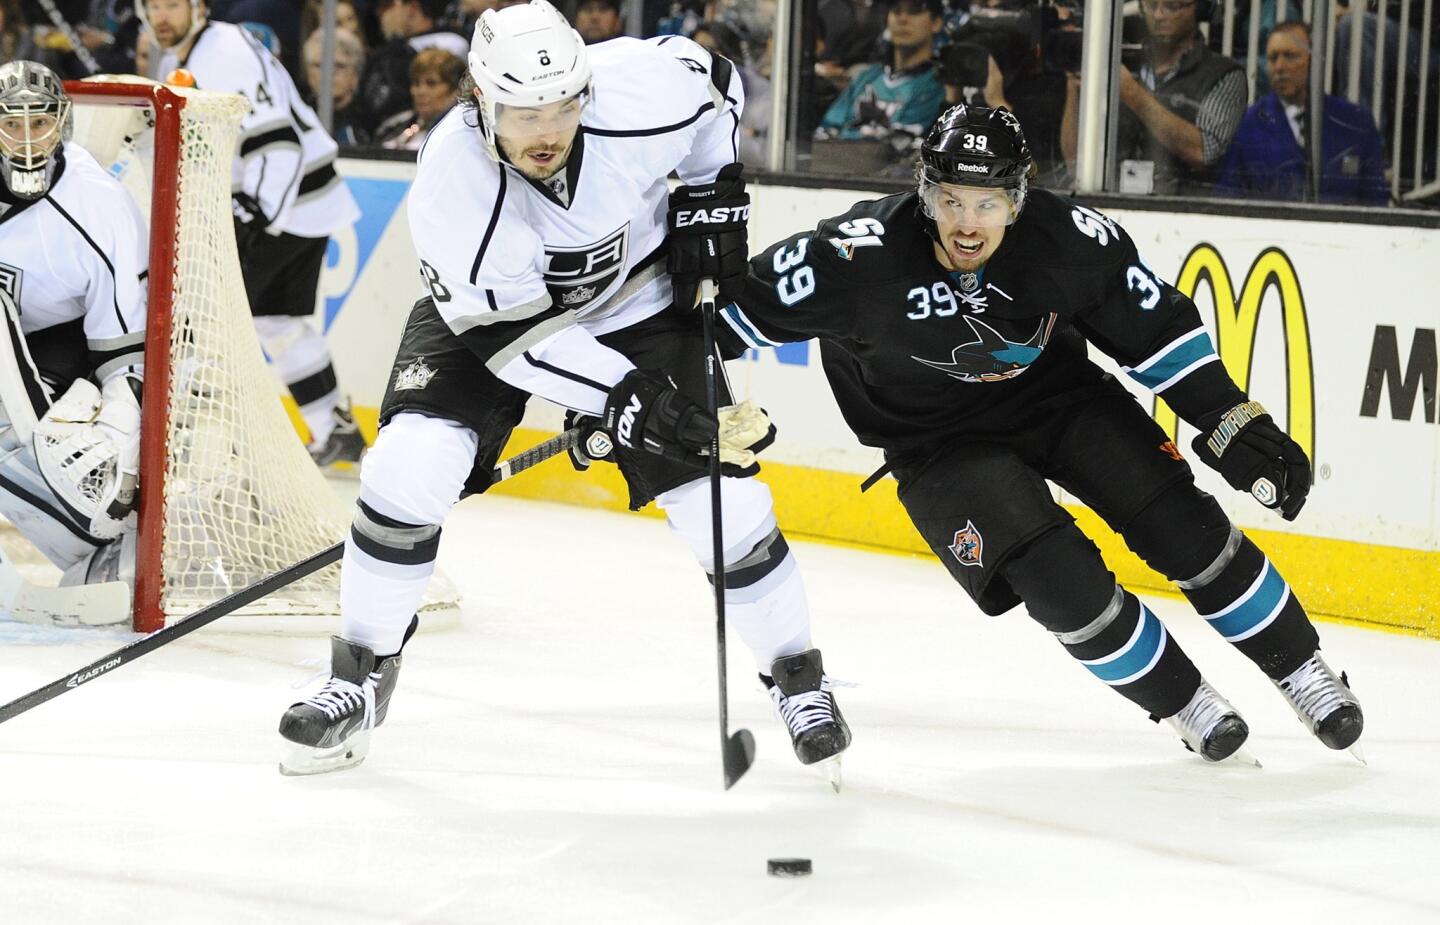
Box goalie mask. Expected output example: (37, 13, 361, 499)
(467, 0, 591, 177)
(0, 61, 72, 201)
(917, 103, 1034, 229)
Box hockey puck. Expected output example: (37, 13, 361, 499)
(767, 857, 812, 878)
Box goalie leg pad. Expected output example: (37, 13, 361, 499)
(0, 452, 106, 571)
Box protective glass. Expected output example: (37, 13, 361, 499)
(494, 93, 587, 146)
(920, 181, 1023, 228)
(0, 108, 66, 169)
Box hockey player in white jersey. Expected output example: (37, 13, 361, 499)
(0, 62, 147, 622)
(278, 0, 851, 777)
(138, 0, 367, 469)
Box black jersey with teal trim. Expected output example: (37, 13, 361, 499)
(728, 188, 1246, 454)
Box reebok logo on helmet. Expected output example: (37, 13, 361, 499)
(951, 163, 990, 174)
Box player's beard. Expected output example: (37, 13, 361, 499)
(500, 136, 573, 181)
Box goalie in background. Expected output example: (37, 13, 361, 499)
(138, 0, 367, 472)
(0, 61, 147, 624)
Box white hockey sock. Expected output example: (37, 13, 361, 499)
(657, 476, 815, 672)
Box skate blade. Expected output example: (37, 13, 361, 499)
(278, 731, 370, 777)
(1228, 746, 1263, 769)
(1347, 742, 1368, 766)
(811, 755, 843, 793)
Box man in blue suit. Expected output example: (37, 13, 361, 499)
(1214, 21, 1388, 205)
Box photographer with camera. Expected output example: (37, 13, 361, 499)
(1059, 0, 1246, 196)
(937, 0, 1066, 184)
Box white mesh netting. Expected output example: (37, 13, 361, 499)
(69, 82, 458, 630)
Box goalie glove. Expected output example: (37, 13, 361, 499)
(1191, 400, 1311, 521)
(33, 375, 141, 540)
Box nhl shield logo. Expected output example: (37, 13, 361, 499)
(957, 272, 980, 293)
(947, 520, 984, 568)
(395, 356, 436, 391)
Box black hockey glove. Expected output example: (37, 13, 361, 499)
(1191, 400, 1311, 521)
(232, 191, 269, 260)
(563, 409, 615, 472)
(603, 369, 717, 469)
(667, 163, 750, 310)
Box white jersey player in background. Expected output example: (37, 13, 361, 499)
(278, 0, 851, 778)
(0, 62, 147, 621)
(138, 0, 367, 469)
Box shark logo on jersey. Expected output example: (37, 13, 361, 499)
(0, 262, 21, 308)
(911, 314, 1058, 383)
(395, 356, 436, 391)
(544, 224, 628, 312)
(947, 521, 984, 567)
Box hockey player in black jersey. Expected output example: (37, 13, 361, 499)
(724, 103, 1364, 762)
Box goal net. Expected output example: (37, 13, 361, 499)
(64, 78, 459, 633)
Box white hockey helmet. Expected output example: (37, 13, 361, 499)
(0, 61, 72, 201)
(467, 0, 591, 162)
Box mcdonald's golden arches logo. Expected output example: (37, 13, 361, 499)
(1155, 245, 1316, 461)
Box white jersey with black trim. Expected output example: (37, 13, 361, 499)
(0, 141, 148, 397)
(157, 21, 360, 239)
(407, 35, 743, 414)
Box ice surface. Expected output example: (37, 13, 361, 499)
(2, 495, 1437, 923)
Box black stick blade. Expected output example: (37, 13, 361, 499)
(723, 728, 756, 789)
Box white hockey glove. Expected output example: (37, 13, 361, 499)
(33, 375, 142, 540)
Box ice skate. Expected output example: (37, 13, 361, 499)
(1274, 652, 1364, 760)
(278, 619, 414, 776)
(1165, 680, 1257, 765)
(308, 403, 367, 472)
(764, 648, 851, 790)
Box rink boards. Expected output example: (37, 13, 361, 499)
(308, 159, 1439, 637)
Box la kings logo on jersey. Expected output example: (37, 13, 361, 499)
(544, 224, 628, 312)
(395, 356, 436, 391)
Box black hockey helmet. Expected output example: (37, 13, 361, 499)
(919, 103, 1033, 189)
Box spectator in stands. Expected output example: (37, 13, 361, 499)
(940, 4, 1067, 186)
(817, 0, 886, 86)
(575, 0, 624, 43)
(1062, 0, 1246, 195)
(303, 26, 368, 144)
(302, 0, 363, 48)
(693, 19, 769, 165)
(1, 0, 40, 64)
(380, 45, 462, 149)
(356, 0, 466, 137)
(1214, 22, 1388, 205)
(816, 0, 945, 143)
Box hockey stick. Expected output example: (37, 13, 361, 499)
(30, 0, 103, 76)
(0, 425, 583, 726)
(699, 279, 756, 789)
